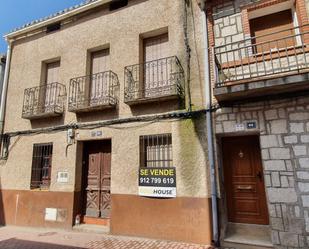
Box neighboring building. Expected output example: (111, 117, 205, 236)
(202, 0, 309, 248)
(0, 0, 213, 246)
(0, 54, 5, 104)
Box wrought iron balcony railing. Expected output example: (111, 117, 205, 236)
(68, 71, 119, 112)
(124, 56, 185, 104)
(22, 82, 66, 120)
(214, 24, 309, 87)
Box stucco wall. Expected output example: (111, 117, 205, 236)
(1, 0, 208, 195)
(0, 118, 209, 198)
(4, 0, 206, 133)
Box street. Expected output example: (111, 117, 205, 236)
(0, 226, 212, 249)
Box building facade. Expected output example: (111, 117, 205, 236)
(0, 55, 5, 104)
(204, 0, 309, 248)
(0, 0, 214, 246)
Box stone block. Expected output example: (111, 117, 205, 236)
(289, 112, 309, 121)
(271, 217, 284, 230)
(284, 135, 298, 144)
(261, 149, 269, 160)
(280, 176, 289, 188)
(271, 230, 280, 245)
(267, 188, 297, 203)
(278, 108, 286, 118)
(265, 110, 278, 120)
(269, 148, 291, 160)
(221, 25, 237, 36)
(264, 160, 286, 171)
(297, 171, 309, 180)
(293, 145, 307, 156)
(302, 195, 309, 207)
(260, 135, 278, 148)
(270, 120, 287, 134)
(279, 232, 299, 247)
(299, 158, 309, 168)
(299, 182, 309, 193)
(301, 135, 309, 143)
(290, 123, 305, 133)
(271, 172, 280, 187)
(222, 120, 236, 133)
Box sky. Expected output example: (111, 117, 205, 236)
(0, 0, 84, 53)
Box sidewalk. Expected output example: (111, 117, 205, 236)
(0, 226, 212, 249)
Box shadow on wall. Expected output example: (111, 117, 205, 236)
(0, 179, 5, 226)
(0, 238, 87, 249)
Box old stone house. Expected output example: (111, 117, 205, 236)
(0, 0, 213, 246)
(201, 0, 309, 248)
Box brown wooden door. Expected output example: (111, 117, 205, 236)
(222, 136, 269, 225)
(84, 140, 111, 219)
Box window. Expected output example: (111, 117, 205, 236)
(250, 10, 296, 53)
(46, 22, 61, 33)
(30, 143, 53, 189)
(140, 134, 172, 168)
(109, 0, 128, 11)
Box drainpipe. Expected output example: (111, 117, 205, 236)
(201, 2, 219, 247)
(0, 40, 12, 139)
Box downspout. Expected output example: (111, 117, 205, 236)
(0, 40, 12, 139)
(201, 2, 219, 247)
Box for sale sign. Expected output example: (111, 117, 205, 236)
(138, 167, 176, 198)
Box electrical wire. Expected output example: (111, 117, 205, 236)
(4, 107, 218, 139)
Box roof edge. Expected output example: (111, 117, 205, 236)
(4, 0, 112, 40)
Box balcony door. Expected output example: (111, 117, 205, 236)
(143, 33, 169, 98)
(90, 49, 110, 106)
(250, 9, 295, 53)
(43, 61, 60, 113)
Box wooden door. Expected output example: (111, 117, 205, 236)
(90, 49, 110, 106)
(222, 136, 269, 225)
(84, 140, 111, 219)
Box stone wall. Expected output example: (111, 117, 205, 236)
(212, 0, 258, 47)
(215, 96, 309, 248)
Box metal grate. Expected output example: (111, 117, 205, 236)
(140, 134, 173, 168)
(68, 71, 119, 111)
(214, 24, 309, 87)
(22, 82, 66, 118)
(0, 134, 10, 159)
(30, 143, 53, 189)
(124, 56, 184, 102)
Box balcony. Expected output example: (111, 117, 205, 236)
(68, 71, 119, 113)
(124, 56, 184, 105)
(213, 25, 309, 102)
(22, 82, 66, 120)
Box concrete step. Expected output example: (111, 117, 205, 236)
(221, 241, 274, 249)
(221, 223, 274, 249)
(73, 224, 110, 234)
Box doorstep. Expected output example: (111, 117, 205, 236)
(73, 224, 110, 234)
(221, 223, 273, 249)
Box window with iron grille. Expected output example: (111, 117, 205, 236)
(30, 143, 53, 189)
(140, 134, 172, 168)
